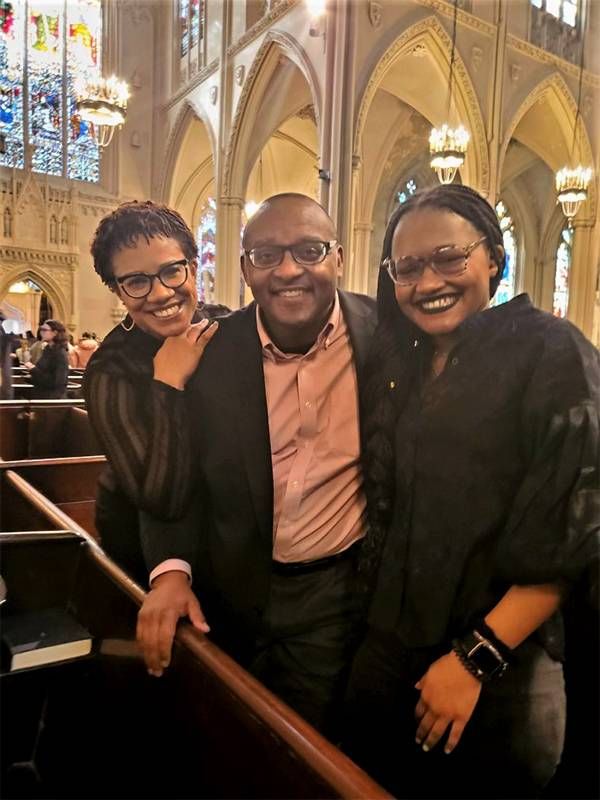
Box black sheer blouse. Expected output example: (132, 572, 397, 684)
(84, 304, 229, 520)
(368, 295, 600, 651)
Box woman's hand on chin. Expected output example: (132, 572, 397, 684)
(153, 318, 219, 390)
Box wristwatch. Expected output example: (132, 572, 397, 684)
(454, 630, 509, 681)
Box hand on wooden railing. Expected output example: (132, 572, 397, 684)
(136, 571, 210, 677)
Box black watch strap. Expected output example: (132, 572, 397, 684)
(452, 630, 509, 682)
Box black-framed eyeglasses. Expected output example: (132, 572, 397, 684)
(383, 237, 488, 286)
(115, 259, 189, 299)
(244, 240, 338, 270)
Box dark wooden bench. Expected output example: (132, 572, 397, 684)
(0, 401, 102, 461)
(0, 530, 390, 799)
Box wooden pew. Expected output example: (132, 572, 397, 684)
(0, 528, 390, 800)
(0, 400, 102, 461)
(0, 458, 105, 540)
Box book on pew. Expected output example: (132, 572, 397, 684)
(1, 608, 92, 671)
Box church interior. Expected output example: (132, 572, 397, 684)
(0, 1, 599, 799)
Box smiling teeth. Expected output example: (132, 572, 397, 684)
(420, 297, 456, 311)
(279, 290, 303, 297)
(153, 304, 181, 318)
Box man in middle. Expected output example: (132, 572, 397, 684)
(137, 193, 376, 735)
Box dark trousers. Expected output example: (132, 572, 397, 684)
(249, 553, 364, 740)
(343, 629, 566, 799)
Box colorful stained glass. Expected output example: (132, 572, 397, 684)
(197, 197, 216, 303)
(190, 0, 200, 46)
(28, 1, 63, 175)
(553, 225, 572, 318)
(180, 0, 189, 57)
(492, 201, 518, 307)
(66, 0, 100, 181)
(0, 1, 25, 168)
(397, 178, 417, 205)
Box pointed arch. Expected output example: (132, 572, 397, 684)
(0, 267, 68, 325)
(500, 72, 596, 218)
(354, 15, 489, 196)
(159, 101, 217, 208)
(224, 31, 321, 199)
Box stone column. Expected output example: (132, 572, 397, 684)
(568, 218, 600, 340)
(215, 195, 244, 310)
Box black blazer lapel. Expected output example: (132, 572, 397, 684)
(339, 290, 377, 388)
(229, 305, 274, 548)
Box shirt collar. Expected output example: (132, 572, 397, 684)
(257, 291, 341, 359)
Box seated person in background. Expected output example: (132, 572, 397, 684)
(70, 331, 99, 368)
(25, 319, 69, 399)
(342, 184, 600, 799)
(28, 329, 46, 365)
(136, 193, 377, 738)
(83, 201, 227, 583)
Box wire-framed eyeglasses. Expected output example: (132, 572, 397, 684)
(383, 237, 488, 286)
(115, 259, 189, 299)
(244, 240, 338, 270)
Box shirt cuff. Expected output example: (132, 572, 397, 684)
(149, 559, 192, 587)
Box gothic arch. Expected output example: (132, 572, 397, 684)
(500, 72, 596, 219)
(354, 15, 489, 197)
(159, 101, 217, 208)
(0, 266, 68, 324)
(224, 31, 321, 199)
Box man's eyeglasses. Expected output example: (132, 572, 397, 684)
(383, 237, 488, 286)
(115, 259, 189, 299)
(244, 240, 338, 270)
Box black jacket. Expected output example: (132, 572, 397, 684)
(140, 291, 377, 657)
(30, 344, 69, 399)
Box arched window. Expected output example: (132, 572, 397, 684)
(196, 197, 216, 304)
(397, 178, 417, 205)
(0, 0, 102, 181)
(553, 225, 572, 318)
(492, 200, 518, 307)
(60, 217, 69, 244)
(179, 0, 205, 82)
(530, 0, 578, 26)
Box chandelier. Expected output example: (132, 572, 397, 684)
(429, 0, 469, 184)
(76, 76, 130, 148)
(556, 166, 592, 220)
(555, 39, 593, 221)
(429, 125, 470, 184)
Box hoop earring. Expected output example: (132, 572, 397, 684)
(120, 315, 135, 332)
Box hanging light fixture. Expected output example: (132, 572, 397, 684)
(429, 0, 469, 184)
(76, 75, 130, 148)
(555, 39, 593, 221)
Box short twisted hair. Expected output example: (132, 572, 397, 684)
(91, 200, 198, 286)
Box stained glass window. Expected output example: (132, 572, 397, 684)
(492, 200, 518, 307)
(179, 0, 205, 82)
(0, 0, 25, 168)
(0, 0, 101, 181)
(397, 179, 417, 205)
(553, 225, 572, 318)
(197, 197, 216, 304)
(530, 0, 578, 27)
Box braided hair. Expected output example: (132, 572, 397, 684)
(359, 184, 506, 583)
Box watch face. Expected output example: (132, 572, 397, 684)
(470, 641, 504, 675)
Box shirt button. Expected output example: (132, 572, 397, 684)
(451, 357, 459, 366)
(304, 400, 312, 408)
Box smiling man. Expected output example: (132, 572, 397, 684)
(137, 193, 377, 736)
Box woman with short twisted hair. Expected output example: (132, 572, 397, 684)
(343, 184, 599, 799)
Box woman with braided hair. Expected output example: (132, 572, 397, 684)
(343, 184, 599, 798)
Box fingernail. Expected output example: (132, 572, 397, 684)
(422, 744, 430, 752)
(148, 669, 162, 678)
(415, 738, 421, 745)
(160, 660, 169, 668)
(444, 748, 452, 755)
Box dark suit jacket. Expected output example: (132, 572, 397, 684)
(140, 290, 377, 659)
